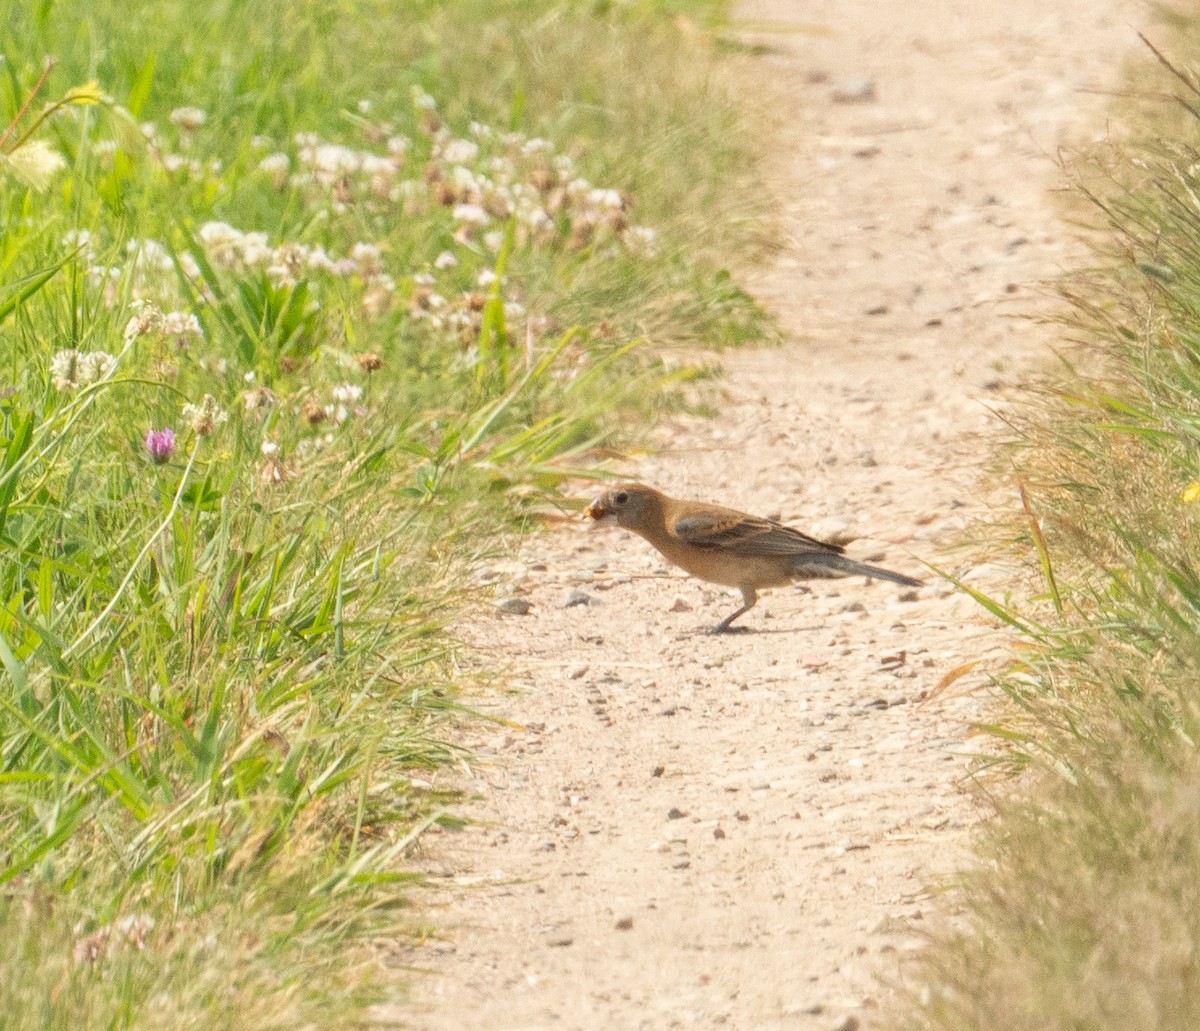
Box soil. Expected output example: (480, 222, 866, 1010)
(390, 2, 1136, 1028)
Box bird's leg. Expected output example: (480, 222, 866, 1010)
(708, 587, 758, 634)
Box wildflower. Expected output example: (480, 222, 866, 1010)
(124, 302, 165, 343)
(434, 250, 458, 269)
(114, 914, 155, 950)
(362, 275, 395, 318)
(349, 241, 383, 274)
(161, 310, 203, 347)
(452, 203, 490, 226)
(303, 401, 327, 425)
(441, 138, 479, 165)
(144, 427, 176, 464)
(1184, 482, 1200, 503)
(411, 87, 438, 110)
(259, 152, 290, 188)
(624, 224, 658, 257)
(169, 106, 207, 131)
(332, 383, 363, 404)
(50, 349, 116, 391)
(181, 394, 228, 436)
(79, 351, 116, 383)
(73, 927, 110, 964)
(244, 386, 280, 411)
(357, 352, 383, 373)
(50, 349, 82, 391)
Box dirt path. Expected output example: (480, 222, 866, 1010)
(395, 2, 1134, 1029)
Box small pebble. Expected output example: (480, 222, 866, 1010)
(615, 916, 634, 931)
(831, 78, 876, 103)
(495, 597, 532, 615)
(669, 594, 693, 612)
(558, 588, 593, 609)
(667, 807, 687, 820)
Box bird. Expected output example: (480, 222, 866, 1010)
(588, 483, 922, 634)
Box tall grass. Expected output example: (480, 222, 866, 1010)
(898, 18, 1200, 1031)
(0, 0, 769, 1024)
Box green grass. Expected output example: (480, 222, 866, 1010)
(0, 0, 771, 1024)
(896, 15, 1200, 1031)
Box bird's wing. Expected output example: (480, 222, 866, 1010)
(671, 511, 845, 556)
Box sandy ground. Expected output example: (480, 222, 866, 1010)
(391, 2, 1136, 1028)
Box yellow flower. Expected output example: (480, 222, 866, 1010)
(1183, 482, 1200, 503)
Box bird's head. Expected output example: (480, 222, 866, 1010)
(587, 483, 661, 529)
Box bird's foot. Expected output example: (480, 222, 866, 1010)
(705, 623, 752, 635)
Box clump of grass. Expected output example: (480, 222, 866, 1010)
(0, 0, 770, 1024)
(896, 18, 1200, 1031)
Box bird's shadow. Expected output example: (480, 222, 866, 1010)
(675, 622, 826, 639)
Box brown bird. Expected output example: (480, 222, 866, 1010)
(588, 483, 922, 634)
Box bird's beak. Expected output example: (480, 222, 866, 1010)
(588, 497, 617, 526)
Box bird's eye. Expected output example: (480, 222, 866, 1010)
(614, 490, 629, 505)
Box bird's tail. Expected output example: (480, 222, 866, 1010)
(793, 552, 922, 588)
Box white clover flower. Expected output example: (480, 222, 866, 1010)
(386, 135, 411, 158)
(303, 143, 360, 184)
(261, 440, 281, 458)
(625, 225, 658, 257)
(124, 301, 166, 343)
(588, 187, 625, 210)
(349, 241, 383, 271)
(441, 138, 479, 165)
(306, 246, 335, 272)
(169, 106, 207, 131)
(78, 355, 117, 386)
(198, 221, 244, 265)
(50, 350, 83, 391)
(239, 231, 272, 266)
(453, 203, 490, 226)
(259, 153, 290, 176)
(182, 394, 228, 436)
(411, 87, 438, 110)
(244, 386, 280, 411)
(434, 250, 458, 269)
(332, 383, 363, 404)
(162, 310, 202, 339)
(414, 272, 436, 287)
(114, 913, 155, 949)
(483, 230, 505, 252)
(524, 208, 555, 234)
